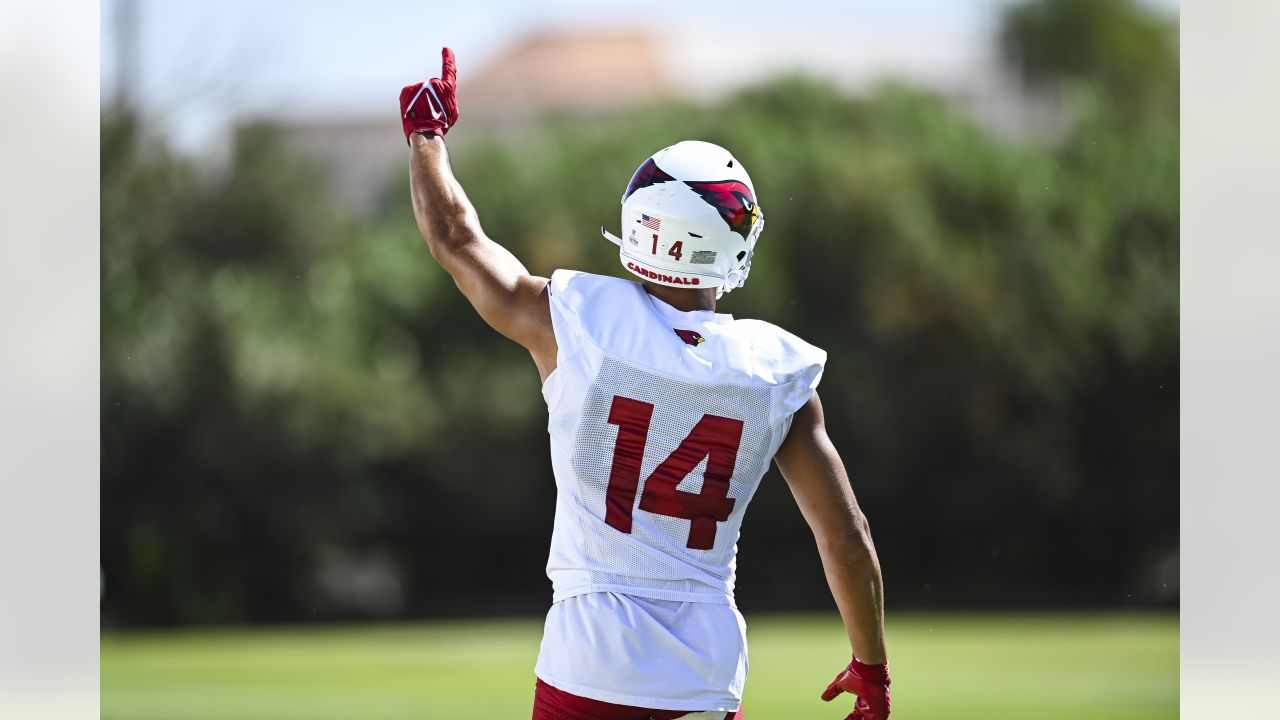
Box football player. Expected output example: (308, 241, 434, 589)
(401, 48, 890, 720)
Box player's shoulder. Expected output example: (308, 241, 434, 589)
(549, 268, 637, 298)
(547, 269, 647, 344)
(713, 317, 826, 408)
(549, 269, 645, 317)
(722, 317, 827, 384)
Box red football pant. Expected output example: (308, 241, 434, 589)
(532, 678, 744, 720)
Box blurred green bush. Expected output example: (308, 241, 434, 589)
(101, 0, 1177, 625)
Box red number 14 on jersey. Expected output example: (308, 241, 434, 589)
(602, 395, 743, 550)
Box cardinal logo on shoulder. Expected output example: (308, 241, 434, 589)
(674, 329, 705, 346)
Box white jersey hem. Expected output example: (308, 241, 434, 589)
(534, 671, 741, 714)
(552, 583, 734, 606)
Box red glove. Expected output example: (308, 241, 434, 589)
(821, 657, 891, 720)
(400, 47, 459, 142)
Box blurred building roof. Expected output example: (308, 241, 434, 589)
(253, 28, 1038, 218)
(461, 30, 671, 121)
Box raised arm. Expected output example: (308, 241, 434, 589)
(773, 391, 891, 719)
(401, 48, 556, 381)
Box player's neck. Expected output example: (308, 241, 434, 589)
(642, 282, 717, 313)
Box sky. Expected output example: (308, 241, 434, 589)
(100, 0, 1179, 153)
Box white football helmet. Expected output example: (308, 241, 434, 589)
(602, 140, 764, 295)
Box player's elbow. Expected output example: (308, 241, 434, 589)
(817, 510, 875, 556)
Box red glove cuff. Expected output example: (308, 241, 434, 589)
(851, 657, 890, 685)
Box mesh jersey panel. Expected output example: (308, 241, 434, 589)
(568, 355, 777, 599)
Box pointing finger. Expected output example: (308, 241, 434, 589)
(441, 47, 456, 86)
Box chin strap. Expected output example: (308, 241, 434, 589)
(601, 227, 623, 246)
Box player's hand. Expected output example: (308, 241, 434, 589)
(821, 657, 891, 720)
(400, 47, 459, 142)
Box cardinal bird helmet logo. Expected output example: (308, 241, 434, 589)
(684, 180, 759, 240)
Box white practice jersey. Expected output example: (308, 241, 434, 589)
(535, 269, 825, 710)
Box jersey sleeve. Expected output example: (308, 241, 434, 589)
(547, 269, 587, 355)
(777, 332, 826, 419)
(734, 319, 827, 421)
(545, 269, 634, 409)
(546, 269, 604, 405)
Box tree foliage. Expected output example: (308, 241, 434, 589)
(999, 0, 1178, 112)
(102, 9, 1178, 625)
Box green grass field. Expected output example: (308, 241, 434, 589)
(102, 613, 1176, 719)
